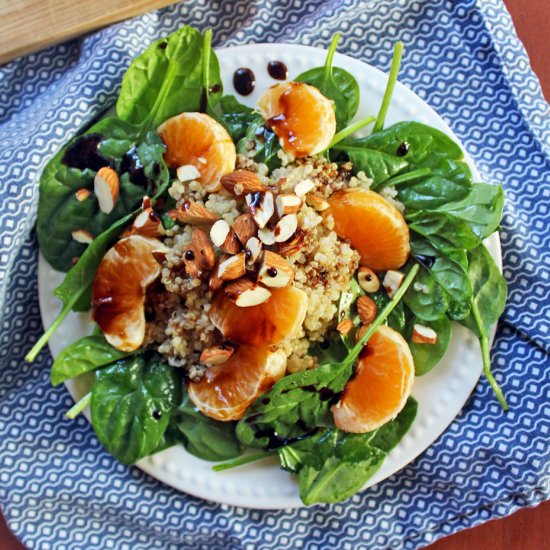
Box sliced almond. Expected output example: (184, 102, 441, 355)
(200, 344, 235, 366)
(357, 267, 381, 293)
(208, 266, 224, 292)
(246, 191, 274, 228)
(192, 229, 216, 271)
(355, 324, 369, 343)
(232, 213, 257, 245)
(225, 278, 272, 307)
(218, 252, 246, 281)
(305, 194, 329, 212)
(72, 229, 94, 244)
(258, 226, 276, 245)
(142, 196, 152, 210)
(221, 229, 242, 255)
(176, 164, 201, 182)
(277, 229, 306, 257)
(245, 236, 262, 265)
(131, 208, 166, 238)
(294, 178, 315, 197)
(210, 219, 231, 248)
(221, 170, 265, 195)
(257, 250, 294, 288)
(275, 194, 302, 217)
(337, 318, 354, 336)
(383, 270, 405, 299)
(75, 188, 91, 202)
(357, 295, 378, 325)
(176, 201, 218, 224)
(183, 248, 202, 279)
(94, 167, 119, 214)
(274, 214, 298, 243)
(411, 324, 438, 345)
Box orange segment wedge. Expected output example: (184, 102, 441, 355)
(258, 81, 336, 157)
(157, 112, 236, 192)
(188, 346, 287, 421)
(209, 286, 308, 346)
(328, 188, 410, 271)
(92, 235, 166, 352)
(332, 325, 414, 433)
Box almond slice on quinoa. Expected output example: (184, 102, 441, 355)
(246, 191, 275, 228)
(176, 201, 219, 224)
(257, 251, 294, 288)
(221, 170, 266, 195)
(225, 278, 272, 307)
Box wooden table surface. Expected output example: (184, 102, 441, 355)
(0, 0, 548, 548)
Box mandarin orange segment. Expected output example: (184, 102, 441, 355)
(328, 188, 410, 272)
(209, 286, 308, 346)
(188, 346, 287, 421)
(332, 325, 414, 433)
(157, 112, 236, 192)
(92, 235, 166, 352)
(258, 81, 336, 157)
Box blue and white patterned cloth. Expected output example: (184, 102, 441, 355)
(1, 1, 548, 548)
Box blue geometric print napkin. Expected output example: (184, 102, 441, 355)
(1, 1, 548, 549)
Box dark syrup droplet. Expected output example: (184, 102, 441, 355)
(184, 250, 195, 261)
(267, 60, 288, 80)
(267, 267, 278, 277)
(396, 141, 410, 156)
(153, 410, 162, 420)
(62, 134, 111, 171)
(233, 68, 255, 96)
(416, 254, 436, 269)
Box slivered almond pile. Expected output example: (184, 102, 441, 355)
(165, 168, 308, 308)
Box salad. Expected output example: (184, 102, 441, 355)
(26, 26, 508, 505)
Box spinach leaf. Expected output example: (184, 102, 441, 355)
(51, 335, 132, 386)
(174, 391, 243, 461)
(404, 266, 449, 321)
(26, 211, 137, 362)
(211, 95, 256, 142)
(422, 183, 504, 242)
(333, 122, 472, 208)
(235, 361, 351, 449)
(460, 244, 508, 409)
(116, 25, 221, 128)
(460, 244, 508, 337)
(411, 239, 472, 320)
(37, 117, 168, 272)
(403, 310, 451, 376)
(280, 398, 417, 504)
(309, 333, 348, 364)
(295, 34, 360, 130)
(297, 432, 386, 505)
(91, 355, 181, 464)
(237, 116, 282, 170)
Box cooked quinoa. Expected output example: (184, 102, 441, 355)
(143, 154, 379, 380)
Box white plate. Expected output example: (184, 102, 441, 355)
(38, 43, 502, 509)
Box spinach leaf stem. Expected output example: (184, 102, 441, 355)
(345, 263, 419, 365)
(323, 33, 340, 84)
(25, 301, 74, 362)
(374, 41, 403, 132)
(212, 449, 278, 471)
(470, 297, 508, 410)
(66, 392, 92, 420)
(329, 115, 376, 148)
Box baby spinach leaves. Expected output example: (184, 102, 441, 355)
(279, 398, 417, 504)
(37, 117, 168, 272)
(173, 391, 243, 462)
(212, 95, 256, 142)
(91, 354, 181, 464)
(50, 335, 132, 386)
(116, 25, 221, 128)
(295, 33, 360, 130)
(460, 244, 508, 409)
